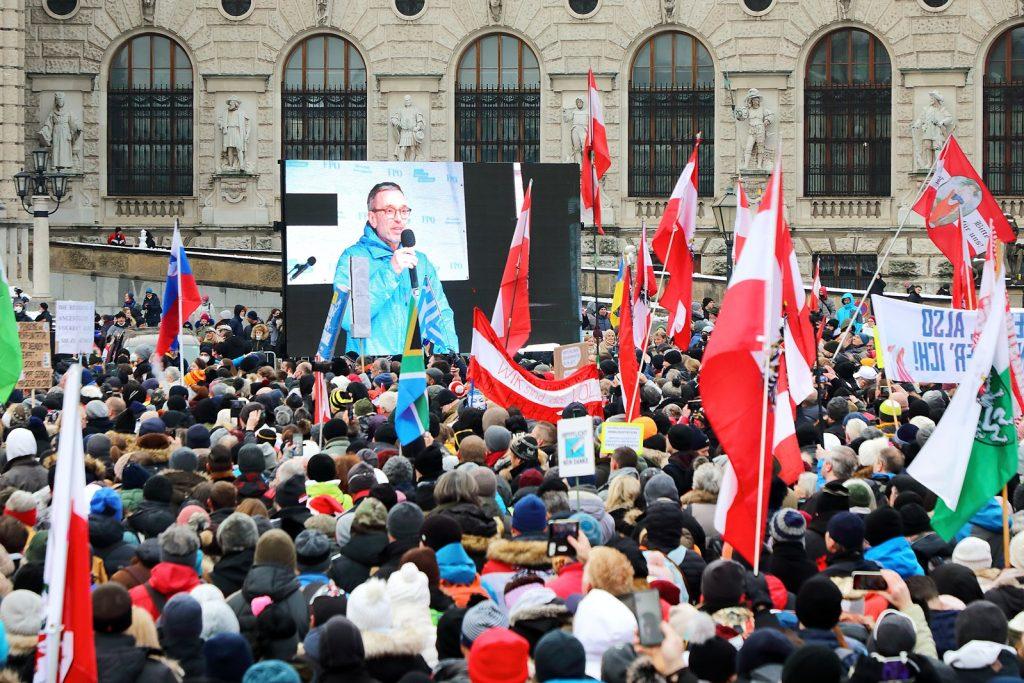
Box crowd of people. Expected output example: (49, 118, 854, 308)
(0, 285, 1021, 683)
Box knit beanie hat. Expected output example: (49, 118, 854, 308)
(769, 509, 807, 544)
(952, 536, 993, 572)
(89, 486, 123, 521)
(643, 473, 679, 505)
(826, 511, 865, 550)
(159, 593, 203, 640)
(872, 609, 917, 656)
(468, 627, 529, 683)
(512, 494, 547, 535)
(170, 447, 199, 472)
(0, 589, 42, 635)
(700, 560, 746, 609)
(386, 501, 424, 542)
(796, 577, 843, 629)
(186, 424, 211, 449)
(253, 529, 296, 571)
(238, 444, 265, 474)
(534, 630, 587, 682)
(176, 505, 210, 532)
(381, 455, 413, 485)
(415, 445, 445, 480)
(306, 453, 337, 483)
(899, 503, 932, 537)
(346, 578, 392, 633)
(204, 633, 254, 682)
(485, 425, 512, 453)
(352, 497, 388, 534)
(217, 512, 259, 553)
(461, 599, 509, 646)
(421, 514, 462, 551)
(688, 636, 738, 683)
(139, 417, 167, 436)
(294, 529, 331, 573)
(386, 562, 429, 608)
(242, 660, 301, 683)
(736, 628, 795, 678)
(160, 524, 200, 568)
(3, 491, 37, 527)
(143, 474, 173, 503)
(274, 474, 306, 509)
(86, 433, 112, 460)
(864, 507, 903, 546)
(347, 461, 376, 498)
(781, 645, 843, 683)
(92, 584, 132, 634)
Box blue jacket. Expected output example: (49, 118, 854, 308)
(864, 536, 924, 578)
(835, 292, 862, 335)
(332, 223, 458, 355)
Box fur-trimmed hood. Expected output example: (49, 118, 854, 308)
(162, 469, 209, 505)
(508, 601, 569, 626)
(0, 670, 22, 683)
(361, 626, 429, 659)
(130, 433, 174, 467)
(680, 489, 717, 505)
(625, 656, 668, 683)
(7, 633, 37, 656)
(485, 538, 551, 569)
(462, 533, 494, 557)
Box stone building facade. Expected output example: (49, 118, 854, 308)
(2, 0, 1024, 295)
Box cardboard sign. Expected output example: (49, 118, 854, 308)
(17, 322, 52, 391)
(600, 422, 644, 454)
(553, 342, 591, 379)
(55, 300, 95, 355)
(557, 415, 596, 478)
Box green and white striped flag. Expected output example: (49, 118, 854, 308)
(0, 261, 23, 401)
(908, 243, 1018, 539)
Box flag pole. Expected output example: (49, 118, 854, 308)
(503, 180, 531, 351)
(175, 219, 185, 386)
(831, 146, 945, 360)
(1003, 484, 1012, 568)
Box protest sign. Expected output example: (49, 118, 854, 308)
(55, 300, 95, 355)
(553, 342, 590, 379)
(557, 415, 596, 478)
(17, 322, 51, 391)
(599, 422, 644, 454)
(871, 294, 1024, 383)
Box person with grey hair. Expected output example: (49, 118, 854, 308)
(430, 469, 497, 567)
(681, 462, 722, 542)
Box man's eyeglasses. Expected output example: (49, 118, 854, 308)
(371, 206, 412, 219)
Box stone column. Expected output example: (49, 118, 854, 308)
(0, 0, 28, 286)
(31, 195, 51, 300)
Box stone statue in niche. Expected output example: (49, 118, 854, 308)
(662, 0, 676, 22)
(911, 91, 954, 171)
(733, 88, 774, 172)
(836, 0, 851, 19)
(315, 0, 329, 25)
(389, 95, 426, 161)
(38, 92, 81, 172)
(218, 97, 251, 173)
(489, 0, 502, 22)
(141, 0, 155, 23)
(563, 97, 588, 164)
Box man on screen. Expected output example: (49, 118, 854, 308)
(330, 181, 458, 355)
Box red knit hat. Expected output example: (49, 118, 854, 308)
(468, 627, 529, 683)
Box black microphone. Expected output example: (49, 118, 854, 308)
(400, 229, 418, 290)
(289, 256, 316, 281)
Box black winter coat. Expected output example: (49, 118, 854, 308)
(766, 541, 819, 595)
(126, 500, 176, 539)
(210, 548, 256, 597)
(94, 633, 178, 683)
(159, 634, 205, 681)
(329, 532, 388, 593)
(89, 514, 137, 576)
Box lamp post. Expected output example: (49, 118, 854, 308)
(12, 149, 67, 300)
(711, 186, 738, 280)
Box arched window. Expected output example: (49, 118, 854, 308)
(984, 25, 1024, 196)
(629, 32, 714, 198)
(805, 28, 891, 197)
(282, 35, 367, 160)
(108, 34, 193, 196)
(455, 34, 540, 162)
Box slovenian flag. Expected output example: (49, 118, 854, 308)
(156, 220, 202, 356)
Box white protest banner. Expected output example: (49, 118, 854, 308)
(557, 415, 596, 478)
(871, 294, 1024, 383)
(599, 422, 644, 455)
(55, 300, 95, 355)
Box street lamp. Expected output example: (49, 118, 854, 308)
(712, 187, 738, 279)
(11, 148, 67, 300)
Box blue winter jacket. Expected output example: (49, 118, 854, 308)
(864, 536, 925, 578)
(835, 292, 862, 334)
(332, 223, 458, 355)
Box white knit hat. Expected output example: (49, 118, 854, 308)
(3, 428, 36, 460)
(347, 578, 393, 633)
(0, 589, 42, 635)
(857, 437, 888, 468)
(386, 563, 429, 608)
(572, 589, 637, 679)
(952, 536, 992, 572)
